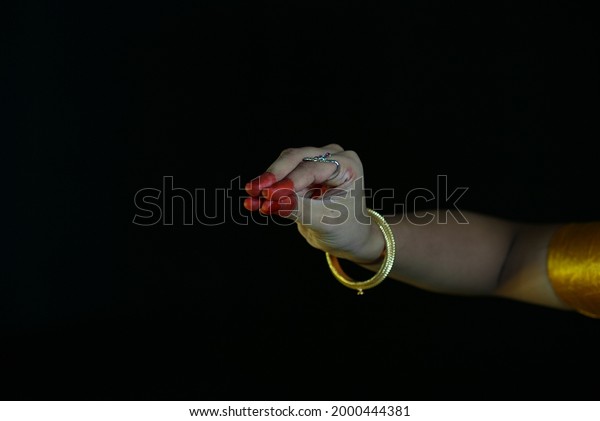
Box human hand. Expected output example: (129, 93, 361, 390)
(243, 144, 384, 264)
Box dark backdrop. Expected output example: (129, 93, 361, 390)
(6, 0, 599, 400)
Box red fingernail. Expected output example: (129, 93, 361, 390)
(261, 178, 295, 201)
(243, 196, 261, 211)
(259, 194, 297, 216)
(245, 172, 277, 196)
(259, 199, 279, 214)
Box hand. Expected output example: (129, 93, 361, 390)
(243, 144, 385, 264)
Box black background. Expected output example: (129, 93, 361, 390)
(6, 0, 600, 401)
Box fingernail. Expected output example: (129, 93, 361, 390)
(259, 199, 279, 214)
(243, 196, 261, 211)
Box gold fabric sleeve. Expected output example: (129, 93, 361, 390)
(547, 222, 600, 318)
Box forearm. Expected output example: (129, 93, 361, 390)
(359, 210, 571, 310)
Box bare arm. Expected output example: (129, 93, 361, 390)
(359, 210, 571, 311)
(244, 144, 574, 313)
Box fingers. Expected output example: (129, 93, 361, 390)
(266, 143, 344, 182)
(244, 145, 339, 198)
(244, 171, 277, 197)
(244, 144, 360, 218)
(243, 172, 296, 217)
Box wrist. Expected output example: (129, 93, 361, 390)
(325, 208, 396, 295)
(346, 215, 387, 265)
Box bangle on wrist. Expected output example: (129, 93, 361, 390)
(325, 208, 396, 295)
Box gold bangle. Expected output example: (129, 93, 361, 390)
(326, 208, 396, 295)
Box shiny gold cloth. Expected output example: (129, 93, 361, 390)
(548, 222, 600, 318)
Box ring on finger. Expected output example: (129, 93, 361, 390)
(302, 152, 340, 181)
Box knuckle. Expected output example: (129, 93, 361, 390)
(343, 149, 360, 161)
(324, 143, 344, 152)
(279, 148, 296, 157)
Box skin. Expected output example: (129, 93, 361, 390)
(244, 144, 573, 313)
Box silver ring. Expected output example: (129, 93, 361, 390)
(302, 152, 340, 180)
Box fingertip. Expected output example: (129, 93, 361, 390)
(258, 196, 298, 218)
(244, 182, 256, 196)
(259, 172, 277, 192)
(245, 172, 277, 196)
(259, 199, 279, 215)
(243, 196, 261, 212)
(245, 179, 261, 197)
(262, 178, 295, 200)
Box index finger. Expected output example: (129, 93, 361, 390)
(244, 144, 344, 197)
(265, 143, 345, 182)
